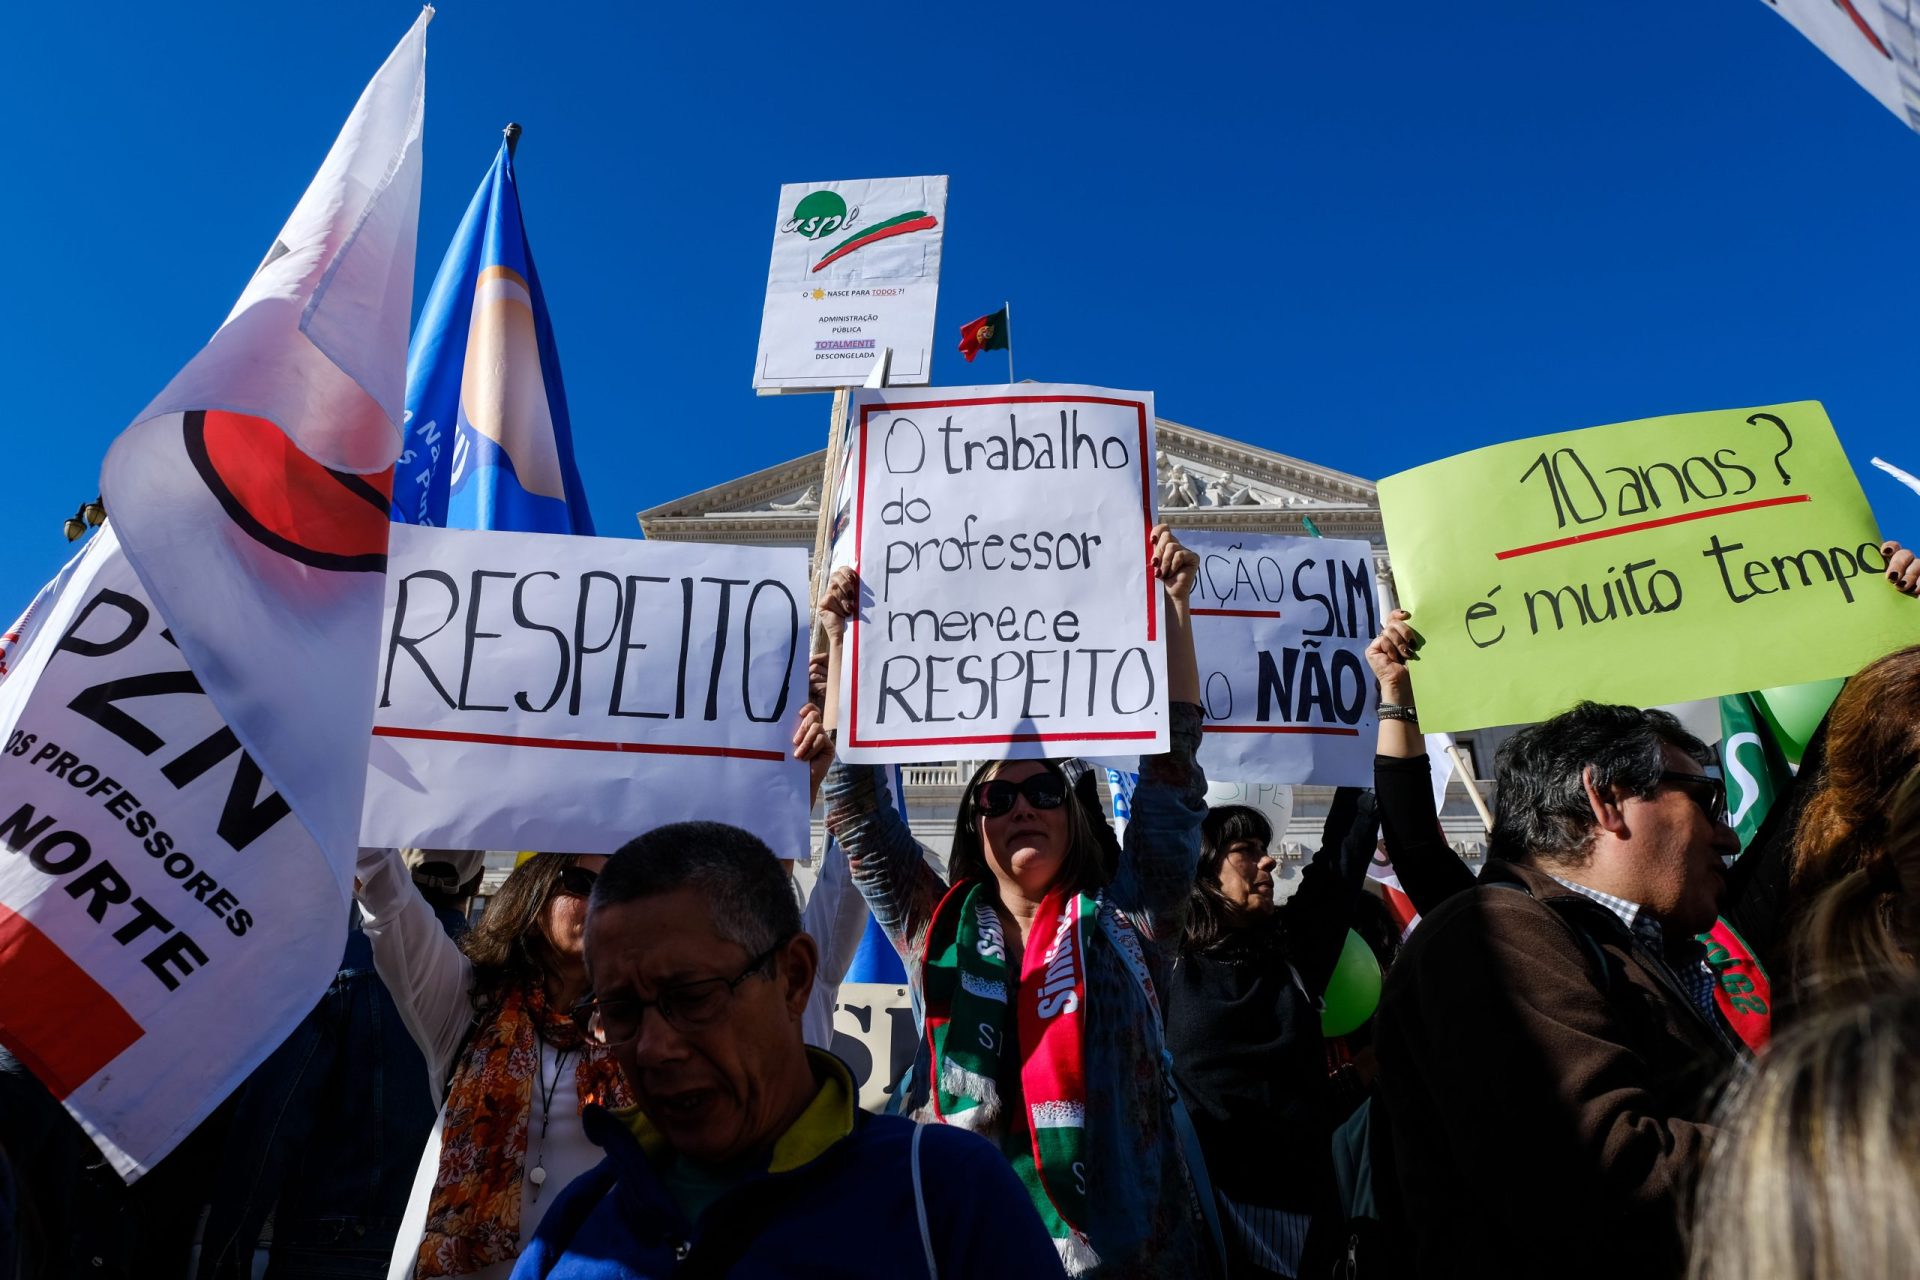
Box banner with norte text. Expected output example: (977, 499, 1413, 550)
(1184, 531, 1378, 786)
(364, 525, 811, 859)
(0, 528, 341, 1178)
(753, 175, 947, 392)
(1377, 401, 1920, 731)
(840, 384, 1166, 764)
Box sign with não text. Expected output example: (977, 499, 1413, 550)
(363, 526, 811, 858)
(1184, 531, 1378, 785)
(841, 384, 1167, 763)
(1378, 402, 1920, 731)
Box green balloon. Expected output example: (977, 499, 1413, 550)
(1754, 677, 1844, 765)
(1320, 929, 1383, 1038)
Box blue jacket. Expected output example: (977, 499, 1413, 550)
(510, 1050, 1062, 1279)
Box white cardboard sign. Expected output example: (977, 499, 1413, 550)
(0, 526, 343, 1178)
(1185, 532, 1379, 786)
(841, 384, 1167, 763)
(364, 526, 811, 858)
(753, 175, 947, 392)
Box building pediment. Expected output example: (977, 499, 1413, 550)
(638, 414, 1382, 546)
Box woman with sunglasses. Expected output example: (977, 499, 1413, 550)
(817, 524, 1214, 1278)
(353, 847, 631, 1280)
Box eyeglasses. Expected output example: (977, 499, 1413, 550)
(554, 865, 599, 899)
(972, 772, 1068, 818)
(570, 938, 789, 1047)
(1656, 771, 1728, 825)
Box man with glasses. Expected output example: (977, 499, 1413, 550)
(510, 820, 1061, 1279)
(1370, 701, 1743, 1280)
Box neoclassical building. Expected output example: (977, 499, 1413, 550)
(639, 414, 1497, 891)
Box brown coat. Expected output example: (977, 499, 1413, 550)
(1372, 859, 1740, 1278)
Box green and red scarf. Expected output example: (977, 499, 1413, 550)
(922, 880, 1100, 1271)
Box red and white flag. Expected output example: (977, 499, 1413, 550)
(100, 9, 427, 870)
(0, 10, 427, 1177)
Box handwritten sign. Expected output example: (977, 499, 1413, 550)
(363, 525, 811, 858)
(0, 527, 342, 1177)
(1378, 401, 1920, 731)
(841, 384, 1165, 764)
(1185, 532, 1378, 785)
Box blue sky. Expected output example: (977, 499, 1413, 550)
(6, 1, 1920, 613)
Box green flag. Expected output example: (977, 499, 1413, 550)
(1719, 691, 1795, 852)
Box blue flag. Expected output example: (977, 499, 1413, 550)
(393, 139, 592, 533)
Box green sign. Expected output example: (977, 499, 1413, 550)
(1377, 401, 1920, 731)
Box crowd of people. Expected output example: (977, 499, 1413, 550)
(4, 527, 1920, 1279)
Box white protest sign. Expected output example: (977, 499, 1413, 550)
(841, 384, 1166, 764)
(753, 176, 947, 392)
(1185, 532, 1379, 786)
(0, 526, 343, 1178)
(364, 526, 811, 859)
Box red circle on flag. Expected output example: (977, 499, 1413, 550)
(183, 409, 391, 572)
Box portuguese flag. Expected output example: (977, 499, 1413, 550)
(958, 307, 1010, 362)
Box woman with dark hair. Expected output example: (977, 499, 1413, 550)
(1163, 791, 1377, 1278)
(818, 524, 1215, 1277)
(354, 847, 631, 1280)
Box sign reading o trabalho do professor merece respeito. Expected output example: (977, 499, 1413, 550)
(753, 176, 947, 393)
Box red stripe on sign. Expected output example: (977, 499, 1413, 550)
(1191, 608, 1283, 618)
(0, 905, 142, 1098)
(372, 726, 787, 762)
(1494, 495, 1812, 560)
(1203, 724, 1362, 736)
(848, 729, 1164, 748)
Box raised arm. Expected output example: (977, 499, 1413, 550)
(817, 567, 947, 977)
(1367, 610, 1476, 913)
(1107, 526, 1208, 947)
(354, 845, 476, 1094)
(1279, 787, 1380, 997)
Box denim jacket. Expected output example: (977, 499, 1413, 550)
(822, 703, 1211, 1278)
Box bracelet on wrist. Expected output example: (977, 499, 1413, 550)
(1377, 702, 1419, 723)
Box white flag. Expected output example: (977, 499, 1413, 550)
(0, 11, 428, 1176)
(1758, 0, 1920, 131)
(99, 10, 427, 871)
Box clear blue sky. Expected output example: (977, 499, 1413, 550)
(7, 1, 1920, 613)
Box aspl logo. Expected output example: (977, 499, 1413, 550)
(782, 190, 860, 241)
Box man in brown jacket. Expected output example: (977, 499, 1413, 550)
(1373, 701, 1743, 1278)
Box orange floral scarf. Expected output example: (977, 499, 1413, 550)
(415, 982, 631, 1278)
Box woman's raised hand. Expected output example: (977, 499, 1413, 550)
(819, 566, 860, 645)
(1366, 609, 1420, 706)
(1151, 524, 1199, 608)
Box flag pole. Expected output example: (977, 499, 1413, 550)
(1004, 300, 1014, 384)
(503, 121, 522, 159)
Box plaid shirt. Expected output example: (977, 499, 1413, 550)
(1546, 875, 1719, 1021)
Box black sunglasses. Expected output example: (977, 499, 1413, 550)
(1657, 771, 1728, 825)
(973, 772, 1068, 818)
(554, 864, 599, 899)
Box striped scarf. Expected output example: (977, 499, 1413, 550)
(922, 879, 1099, 1272)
